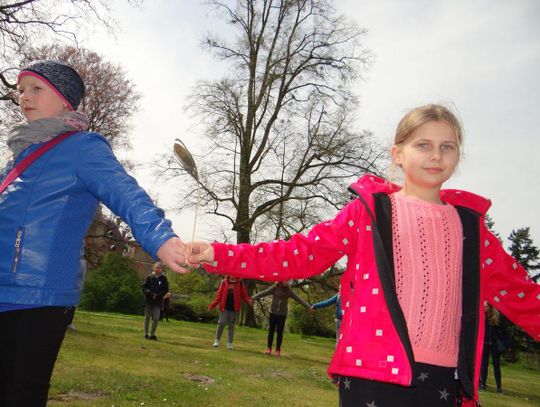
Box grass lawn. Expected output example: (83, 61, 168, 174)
(48, 311, 540, 406)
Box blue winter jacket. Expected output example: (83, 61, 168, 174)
(0, 131, 177, 307)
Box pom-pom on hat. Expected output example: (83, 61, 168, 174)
(18, 60, 85, 110)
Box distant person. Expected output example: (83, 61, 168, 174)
(186, 104, 540, 406)
(479, 303, 510, 393)
(0, 60, 186, 406)
(312, 285, 342, 341)
(251, 280, 312, 357)
(142, 262, 169, 340)
(160, 292, 172, 322)
(208, 275, 251, 349)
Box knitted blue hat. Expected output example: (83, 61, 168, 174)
(18, 60, 86, 110)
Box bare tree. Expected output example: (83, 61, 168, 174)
(0, 0, 133, 100)
(162, 0, 381, 242)
(158, 0, 383, 325)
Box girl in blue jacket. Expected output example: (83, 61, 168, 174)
(0, 60, 187, 406)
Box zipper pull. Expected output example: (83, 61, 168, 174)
(15, 228, 23, 248)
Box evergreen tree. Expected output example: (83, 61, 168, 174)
(508, 227, 540, 279)
(506, 227, 540, 365)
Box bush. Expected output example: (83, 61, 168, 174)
(288, 303, 335, 337)
(168, 296, 217, 323)
(80, 253, 142, 314)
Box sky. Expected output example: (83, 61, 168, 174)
(83, 0, 540, 247)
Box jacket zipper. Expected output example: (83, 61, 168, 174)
(12, 227, 24, 273)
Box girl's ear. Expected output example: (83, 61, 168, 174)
(390, 145, 402, 166)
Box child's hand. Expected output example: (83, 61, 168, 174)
(186, 241, 215, 266)
(157, 237, 190, 273)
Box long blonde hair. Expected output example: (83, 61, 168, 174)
(485, 303, 500, 326)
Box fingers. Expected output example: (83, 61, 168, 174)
(157, 237, 191, 273)
(185, 241, 214, 266)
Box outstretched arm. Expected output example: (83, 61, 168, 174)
(251, 285, 276, 301)
(482, 228, 540, 342)
(312, 293, 339, 310)
(289, 289, 311, 309)
(187, 199, 363, 282)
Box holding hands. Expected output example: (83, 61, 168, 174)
(185, 241, 215, 267)
(156, 237, 190, 273)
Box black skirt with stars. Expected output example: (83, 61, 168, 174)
(339, 362, 459, 407)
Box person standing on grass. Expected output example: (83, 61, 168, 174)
(185, 104, 540, 406)
(251, 280, 312, 357)
(208, 275, 252, 349)
(142, 262, 169, 340)
(0, 60, 187, 407)
(479, 302, 511, 394)
(312, 285, 342, 342)
(160, 291, 172, 322)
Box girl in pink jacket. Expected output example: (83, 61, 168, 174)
(186, 104, 540, 406)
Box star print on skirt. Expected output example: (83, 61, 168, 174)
(338, 362, 458, 407)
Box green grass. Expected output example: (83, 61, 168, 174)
(48, 311, 540, 406)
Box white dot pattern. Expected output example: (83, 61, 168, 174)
(204, 179, 540, 386)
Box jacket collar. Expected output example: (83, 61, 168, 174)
(349, 175, 491, 216)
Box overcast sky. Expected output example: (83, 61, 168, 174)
(84, 0, 540, 247)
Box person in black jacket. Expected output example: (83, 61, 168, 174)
(142, 262, 169, 340)
(479, 302, 510, 393)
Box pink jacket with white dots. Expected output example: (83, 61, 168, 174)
(204, 175, 540, 406)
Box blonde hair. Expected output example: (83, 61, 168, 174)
(394, 104, 463, 148)
(486, 303, 501, 326)
(388, 104, 463, 183)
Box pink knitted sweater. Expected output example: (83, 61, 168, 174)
(391, 192, 463, 367)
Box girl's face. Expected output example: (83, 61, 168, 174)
(391, 120, 460, 193)
(18, 75, 68, 121)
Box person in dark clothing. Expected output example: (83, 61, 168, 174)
(142, 262, 169, 340)
(160, 292, 172, 322)
(252, 280, 312, 357)
(479, 302, 510, 393)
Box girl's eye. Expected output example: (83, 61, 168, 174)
(416, 143, 429, 149)
(442, 144, 456, 151)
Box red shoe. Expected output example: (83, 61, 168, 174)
(265, 348, 272, 355)
(275, 350, 281, 357)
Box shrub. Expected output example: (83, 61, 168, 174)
(80, 252, 142, 314)
(288, 303, 335, 337)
